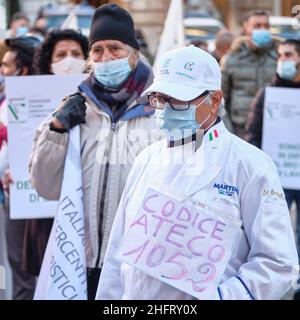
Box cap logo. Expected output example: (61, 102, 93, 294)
(184, 62, 195, 72)
(162, 58, 171, 69)
(160, 58, 172, 75)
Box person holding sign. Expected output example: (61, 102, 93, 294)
(21, 29, 89, 279)
(0, 35, 41, 300)
(29, 4, 157, 300)
(96, 46, 298, 300)
(245, 39, 300, 299)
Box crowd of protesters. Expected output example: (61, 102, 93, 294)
(0, 3, 299, 300)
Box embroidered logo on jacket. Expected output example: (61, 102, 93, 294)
(213, 183, 239, 196)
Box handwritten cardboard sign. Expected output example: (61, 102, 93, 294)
(117, 188, 240, 299)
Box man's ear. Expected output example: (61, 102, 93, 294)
(210, 90, 223, 114)
(211, 90, 223, 111)
(242, 21, 251, 37)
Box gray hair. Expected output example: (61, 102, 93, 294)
(217, 98, 226, 118)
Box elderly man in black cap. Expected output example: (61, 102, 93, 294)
(29, 3, 157, 299)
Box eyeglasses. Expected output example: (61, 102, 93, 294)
(148, 90, 209, 111)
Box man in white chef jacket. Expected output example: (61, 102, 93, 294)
(96, 46, 298, 300)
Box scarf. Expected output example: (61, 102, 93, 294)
(83, 59, 153, 117)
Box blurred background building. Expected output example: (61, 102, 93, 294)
(214, 0, 300, 31)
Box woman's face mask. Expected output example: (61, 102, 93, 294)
(93, 56, 132, 88)
(51, 56, 86, 75)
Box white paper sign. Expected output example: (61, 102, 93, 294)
(6, 74, 86, 218)
(262, 87, 300, 190)
(116, 188, 240, 300)
(34, 126, 87, 300)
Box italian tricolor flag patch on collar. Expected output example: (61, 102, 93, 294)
(209, 129, 219, 141)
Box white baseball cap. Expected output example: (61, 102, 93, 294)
(142, 46, 221, 101)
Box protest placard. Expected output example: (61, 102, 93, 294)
(262, 87, 300, 190)
(6, 74, 86, 218)
(116, 188, 240, 300)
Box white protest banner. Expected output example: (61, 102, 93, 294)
(262, 87, 300, 190)
(34, 125, 87, 300)
(153, 0, 185, 70)
(116, 188, 240, 300)
(6, 74, 86, 219)
(61, 11, 79, 30)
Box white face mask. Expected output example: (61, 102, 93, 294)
(51, 56, 86, 75)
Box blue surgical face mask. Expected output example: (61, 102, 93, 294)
(277, 60, 298, 81)
(93, 56, 132, 88)
(252, 29, 272, 48)
(16, 26, 29, 37)
(155, 94, 211, 141)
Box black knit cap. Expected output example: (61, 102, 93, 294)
(89, 3, 139, 50)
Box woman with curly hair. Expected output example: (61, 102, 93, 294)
(21, 29, 89, 279)
(33, 28, 89, 75)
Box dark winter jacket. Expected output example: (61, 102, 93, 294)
(245, 74, 300, 148)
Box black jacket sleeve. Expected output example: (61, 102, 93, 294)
(245, 88, 265, 149)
